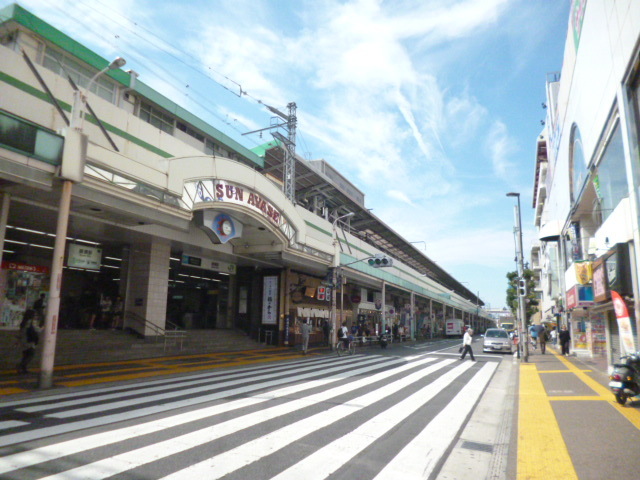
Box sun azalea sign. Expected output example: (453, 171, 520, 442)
(611, 290, 636, 355)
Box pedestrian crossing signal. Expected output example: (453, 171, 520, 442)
(368, 253, 393, 268)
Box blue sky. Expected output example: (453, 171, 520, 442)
(4, 0, 571, 309)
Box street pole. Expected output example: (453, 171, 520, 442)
(39, 57, 126, 388)
(508, 192, 529, 362)
(330, 212, 354, 350)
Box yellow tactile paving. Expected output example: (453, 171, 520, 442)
(517, 363, 579, 480)
(0, 347, 313, 394)
(58, 353, 305, 387)
(551, 350, 640, 430)
(0, 387, 28, 395)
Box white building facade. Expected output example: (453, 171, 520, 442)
(533, 0, 640, 368)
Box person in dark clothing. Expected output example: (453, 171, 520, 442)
(533, 324, 547, 354)
(16, 309, 40, 374)
(33, 293, 46, 321)
(559, 325, 571, 356)
(322, 319, 330, 347)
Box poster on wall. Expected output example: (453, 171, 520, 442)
(611, 290, 636, 355)
(262, 276, 278, 325)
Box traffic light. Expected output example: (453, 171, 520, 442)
(368, 253, 393, 268)
(518, 278, 527, 297)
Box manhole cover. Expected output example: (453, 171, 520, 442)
(461, 441, 494, 453)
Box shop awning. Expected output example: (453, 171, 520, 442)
(539, 220, 563, 241)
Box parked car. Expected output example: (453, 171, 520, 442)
(482, 328, 513, 353)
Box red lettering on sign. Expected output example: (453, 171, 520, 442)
(215, 183, 224, 199)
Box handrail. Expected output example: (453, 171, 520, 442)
(124, 311, 187, 351)
(124, 311, 165, 338)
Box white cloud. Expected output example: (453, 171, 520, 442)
(485, 120, 518, 180)
(387, 190, 416, 207)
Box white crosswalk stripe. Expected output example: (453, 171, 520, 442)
(0, 354, 498, 480)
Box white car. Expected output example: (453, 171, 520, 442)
(482, 328, 513, 353)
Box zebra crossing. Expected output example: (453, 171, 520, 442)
(0, 353, 499, 479)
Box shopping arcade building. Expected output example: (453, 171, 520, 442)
(0, 4, 492, 350)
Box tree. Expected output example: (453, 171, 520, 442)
(505, 269, 539, 326)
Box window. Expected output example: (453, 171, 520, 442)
(42, 47, 117, 103)
(366, 289, 374, 302)
(139, 102, 174, 134)
(593, 121, 627, 222)
(177, 122, 204, 142)
(569, 125, 588, 204)
(0, 111, 63, 163)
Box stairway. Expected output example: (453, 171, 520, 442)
(0, 328, 269, 371)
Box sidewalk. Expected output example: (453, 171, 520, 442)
(0, 337, 445, 398)
(517, 346, 640, 480)
(0, 346, 324, 398)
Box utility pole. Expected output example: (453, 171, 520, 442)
(507, 192, 529, 362)
(244, 102, 297, 202)
(39, 57, 126, 388)
(331, 212, 354, 350)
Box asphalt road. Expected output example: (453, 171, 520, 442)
(0, 340, 506, 480)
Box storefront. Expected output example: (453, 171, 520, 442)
(0, 261, 49, 328)
(589, 244, 637, 366)
(287, 271, 333, 347)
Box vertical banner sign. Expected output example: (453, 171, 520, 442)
(611, 290, 636, 355)
(262, 276, 278, 325)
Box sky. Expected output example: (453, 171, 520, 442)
(2, 0, 572, 310)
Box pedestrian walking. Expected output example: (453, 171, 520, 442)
(16, 309, 40, 374)
(459, 328, 475, 361)
(110, 295, 124, 330)
(301, 318, 311, 354)
(322, 319, 330, 347)
(559, 325, 571, 355)
(550, 326, 557, 346)
(32, 293, 46, 322)
(529, 324, 538, 350)
(533, 323, 547, 354)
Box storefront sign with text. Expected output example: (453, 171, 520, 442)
(191, 180, 282, 226)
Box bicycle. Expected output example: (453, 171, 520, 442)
(336, 336, 356, 356)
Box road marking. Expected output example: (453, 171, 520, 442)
(549, 396, 604, 401)
(0, 420, 28, 430)
(40, 357, 380, 418)
(266, 362, 475, 480)
(22, 358, 445, 479)
(539, 369, 592, 373)
(0, 356, 401, 448)
(518, 363, 578, 480)
(0, 357, 430, 474)
(373, 362, 497, 479)
(17, 355, 355, 413)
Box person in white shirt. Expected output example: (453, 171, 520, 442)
(459, 328, 476, 361)
(301, 318, 311, 354)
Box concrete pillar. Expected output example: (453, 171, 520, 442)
(126, 238, 170, 335)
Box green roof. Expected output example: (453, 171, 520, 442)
(0, 3, 263, 168)
(251, 139, 282, 158)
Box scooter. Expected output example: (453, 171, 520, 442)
(609, 353, 640, 405)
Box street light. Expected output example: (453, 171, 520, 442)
(39, 57, 126, 388)
(507, 192, 529, 362)
(330, 212, 354, 350)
